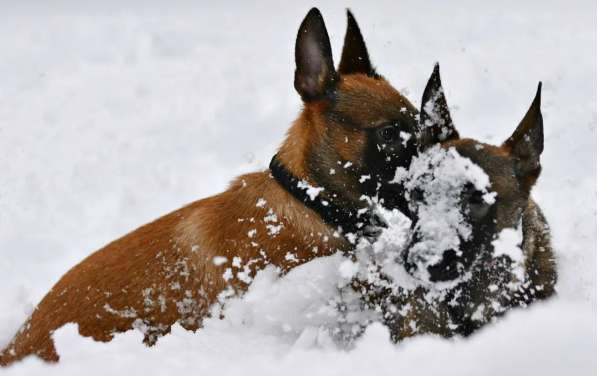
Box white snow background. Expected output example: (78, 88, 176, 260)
(1, 1, 596, 374)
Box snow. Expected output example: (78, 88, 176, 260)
(256, 198, 267, 208)
(399, 145, 494, 283)
(297, 180, 325, 201)
(1, 0, 597, 374)
(492, 224, 526, 284)
(423, 87, 448, 128)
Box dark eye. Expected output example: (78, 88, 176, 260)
(469, 191, 485, 205)
(466, 190, 491, 219)
(379, 126, 397, 142)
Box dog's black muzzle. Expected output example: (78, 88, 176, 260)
(402, 230, 475, 283)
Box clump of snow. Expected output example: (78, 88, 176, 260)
(212, 256, 228, 266)
(422, 87, 448, 127)
(397, 145, 495, 285)
(264, 208, 284, 236)
(399, 131, 412, 147)
(492, 223, 526, 288)
(420, 85, 455, 141)
(297, 180, 325, 201)
(220, 254, 360, 341)
(351, 207, 415, 290)
(359, 174, 371, 183)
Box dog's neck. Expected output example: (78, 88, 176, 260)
(269, 154, 375, 241)
(272, 109, 379, 242)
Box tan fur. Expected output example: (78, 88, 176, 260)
(334, 75, 415, 129)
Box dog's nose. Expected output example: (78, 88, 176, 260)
(427, 249, 461, 282)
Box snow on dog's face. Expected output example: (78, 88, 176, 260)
(400, 145, 497, 284)
(393, 64, 544, 288)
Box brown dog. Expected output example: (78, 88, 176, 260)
(355, 65, 557, 341)
(0, 9, 420, 366)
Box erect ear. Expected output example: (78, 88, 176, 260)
(338, 9, 376, 77)
(294, 8, 338, 101)
(418, 63, 459, 148)
(503, 82, 544, 191)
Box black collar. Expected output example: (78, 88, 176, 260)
(269, 154, 377, 241)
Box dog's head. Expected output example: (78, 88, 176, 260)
(400, 65, 544, 284)
(277, 9, 419, 210)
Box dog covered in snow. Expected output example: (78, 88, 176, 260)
(0, 9, 421, 366)
(352, 65, 557, 341)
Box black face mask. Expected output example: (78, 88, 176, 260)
(361, 123, 418, 213)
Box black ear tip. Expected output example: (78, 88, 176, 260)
(422, 63, 443, 102)
(302, 7, 323, 26)
(346, 8, 355, 20)
(345, 9, 361, 33)
(432, 62, 439, 77)
(307, 7, 322, 17)
(533, 81, 543, 107)
(431, 62, 441, 81)
(299, 8, 327, 38)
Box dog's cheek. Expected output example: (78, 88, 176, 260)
(326, 124, 366, 166)
(466, 204, 499, 266)
(358, 135, 403, 208)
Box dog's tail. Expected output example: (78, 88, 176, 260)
(0, 318, 59, 367)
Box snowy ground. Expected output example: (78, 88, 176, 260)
(1, 1, 596, 374)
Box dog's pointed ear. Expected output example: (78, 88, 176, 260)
(418, 63, 459, 148)
(338, 9, 376, 77)
(294, 8, 338, 101)
(503, 82, 544, 191)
